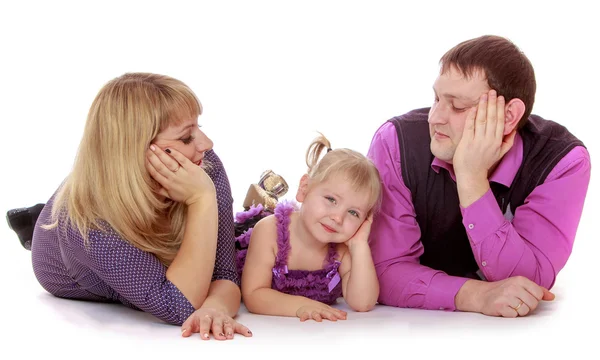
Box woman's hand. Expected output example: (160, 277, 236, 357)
(146, 145, 216, 205)
(181, 308, 252, 340)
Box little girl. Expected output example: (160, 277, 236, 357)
(238, 133, 382, 322)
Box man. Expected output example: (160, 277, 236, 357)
(367, 35, 591, 317)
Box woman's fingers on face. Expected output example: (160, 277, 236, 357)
(148, 150, 175, 178)
(162, 147, 189, 168)
(146, 158, 169, 185)
(149, 145, 180, 172)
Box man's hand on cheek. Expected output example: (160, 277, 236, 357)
(453, 89, 516, 180)
(453, 90, 516, 207)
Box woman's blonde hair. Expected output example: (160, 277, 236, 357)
(305, 133, 382, 214)
(44, 73, 202, 266)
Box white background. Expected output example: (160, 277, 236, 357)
(0, 1, 598, 359)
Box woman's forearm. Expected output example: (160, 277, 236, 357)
(167, 198, 218, 308)
(201, 280, 241, 317)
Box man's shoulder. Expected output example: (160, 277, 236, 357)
(388, 107, 431, 124)
(373, 107, 431, 139)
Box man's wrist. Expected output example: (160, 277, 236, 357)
(456, 173, 490, 208)
(455, 279, 484, 312)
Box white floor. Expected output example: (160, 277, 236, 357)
(1, 215, 597, 359)
(2, 1, 598, 359)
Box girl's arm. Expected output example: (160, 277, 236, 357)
(339, 215, 379, 312)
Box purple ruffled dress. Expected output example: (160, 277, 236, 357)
(235, 201, 343, 305)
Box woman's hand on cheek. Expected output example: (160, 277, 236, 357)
(146, 145, 216, 205)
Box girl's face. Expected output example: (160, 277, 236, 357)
(153, 118, 213, 167)
(296, 173, 372, 244)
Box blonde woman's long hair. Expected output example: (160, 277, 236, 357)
(44, 73, 202, 266)
(305, 133, 382, 214)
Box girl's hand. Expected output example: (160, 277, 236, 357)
(344, 213, 374, 249)
(296, 303, 347, 322)
(146, 145, 216, 205)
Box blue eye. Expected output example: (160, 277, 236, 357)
(348, 210, 360, 218)
(325, 196, 336, 204)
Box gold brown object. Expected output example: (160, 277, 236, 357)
(242, 170, 289, 211)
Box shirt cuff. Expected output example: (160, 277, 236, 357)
(460, 189, 506, 246)
(424, 273, 469, 311)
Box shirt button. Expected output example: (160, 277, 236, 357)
(482, 261, 487, 267)
(468, 224, 474, 229)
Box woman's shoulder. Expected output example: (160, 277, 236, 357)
(203, 149, 227, 179)
(203, 149, 233, 200)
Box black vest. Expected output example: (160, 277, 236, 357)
(390, 107, 584, 277)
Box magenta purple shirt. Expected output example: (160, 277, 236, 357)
(367, 121, 591, 311)
(31, 150, 238, 325)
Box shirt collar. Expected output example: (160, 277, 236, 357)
(430, 132, 523, 187)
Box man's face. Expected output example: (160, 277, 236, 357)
(428, 66, 490, 163)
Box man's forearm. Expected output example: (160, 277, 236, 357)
(454, 279, 484, 312)
(456, 173, 490, 208)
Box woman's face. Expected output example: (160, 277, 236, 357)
(152, 117, 213, 167)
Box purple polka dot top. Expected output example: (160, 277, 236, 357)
(31, 150, 238, 326)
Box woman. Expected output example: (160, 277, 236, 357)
(30, 72, 251, 340)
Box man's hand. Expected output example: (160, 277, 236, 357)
(453, 89, 516, 207)
(456, 277, 555, 317)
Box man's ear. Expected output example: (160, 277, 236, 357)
(504, 98, 526, 134)
(296, 174, 310, 202)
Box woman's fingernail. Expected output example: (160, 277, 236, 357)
(248, 330, 252, 335)
(165, 148, 171, 154)
(203, 333, 209, 339)
(219, 333, 225, 337)
(150, 145, 156, 151)
(181, 328, 187, 335)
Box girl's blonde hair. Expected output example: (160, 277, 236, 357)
(305, 133, 382, 214)
(44, 73, 202, 266)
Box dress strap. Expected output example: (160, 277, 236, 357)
(273, 201, 295, 270)
(324, 243, 342, 292)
